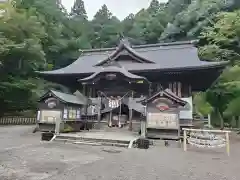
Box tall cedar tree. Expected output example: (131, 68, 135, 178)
(70, 0, 88, 19)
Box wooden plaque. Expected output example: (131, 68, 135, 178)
(147, 113, 179, 129)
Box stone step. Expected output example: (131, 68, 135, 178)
(55, 135, 130, 145)
(73, 141, 129, 148)
(54, 137, 130, 148)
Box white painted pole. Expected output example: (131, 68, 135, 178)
(226, 132, 230, 156)
(55, 117, 60, 135)
(208, 114, 211, 127)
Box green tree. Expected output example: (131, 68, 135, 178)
(0, 2, 46, 115)
(90, 4, 121, 48)
(147, 0, 160, 15)
(161, 0, 234, 41)
(70, 0, 87, 20)
(199, 9, 240, 127)
(194, 92, 213, 116)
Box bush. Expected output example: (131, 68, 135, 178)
(62, 124, 74, 133)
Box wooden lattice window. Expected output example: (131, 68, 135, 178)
(63, 108, 68, 119)
(68, 107, 77, 119)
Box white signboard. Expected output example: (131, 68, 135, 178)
(40, 110, 61, 124)
(108, 99, 120, 109)
(147, 113, 178, 129)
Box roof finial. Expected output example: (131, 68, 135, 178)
(120, 37, 132, 47)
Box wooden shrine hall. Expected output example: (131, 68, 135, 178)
(37, 38, 228, 139)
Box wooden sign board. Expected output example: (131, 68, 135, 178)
(40, 110, 61, 124)
(147, 112, 179, 129)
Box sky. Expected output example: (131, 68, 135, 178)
(62, 0, 168, 20)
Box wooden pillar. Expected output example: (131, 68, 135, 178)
(169, 82, 173, 92)
(129, 108, 133, 131)
(118, 99, 122, 128)
(178, 82, 182, 97)
(97, 96, 101, 129)
(89, 87, 92, 98)
(189, 84, 192, 97)
(149, 83, 152, 97)
(157, 83, 161, 91)
(141, 106, 147, 138)
(183, 129, 187, 151)
(129, 91, 133, 131)
(83, 84, 86, 96)
(109, 110, 112, 127)
(92, 88, 96, 98)
(173, 82, 177, 95)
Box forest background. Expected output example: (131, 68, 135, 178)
(1, 0, 240, 128)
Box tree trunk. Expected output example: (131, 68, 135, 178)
(217, 109, 224, 129)
(236, 116, 240, 129)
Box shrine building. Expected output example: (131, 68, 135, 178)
(37, 39, 228, 139)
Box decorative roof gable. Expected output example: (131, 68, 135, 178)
(139, 89, 187, 107)
(78, 63, 148, 84)
(94, 38, 155, 66)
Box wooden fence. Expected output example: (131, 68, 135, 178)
(0, 117, 36, 125)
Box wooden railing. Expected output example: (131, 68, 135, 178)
(0, 117, 36, 125)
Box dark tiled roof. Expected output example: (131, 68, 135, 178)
(139, 89, 187, 106)
(43, 90, 87, 105)
(38, 40, 228, 75)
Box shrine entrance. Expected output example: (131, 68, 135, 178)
(78, 61, 149, 131)
(105, 103, 129, 128)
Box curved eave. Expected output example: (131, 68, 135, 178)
(35, 61, 229, 77)
(78, 67, 148, 83)
(131, 61, 229, 74)
(164, 89, 187, 106)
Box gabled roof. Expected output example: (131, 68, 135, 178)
(94, 39, 155, 66)
(37, 40, 228, 76)
(139, 89, 187, 106)
(78, 61, 148, 83)
(40, 90, 87, 105)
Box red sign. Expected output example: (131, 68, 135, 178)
(156, 105, 169, 111)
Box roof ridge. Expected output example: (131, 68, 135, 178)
(79, 45, 196, 58)
(132, 40, 198, 49)
(50, 90, 76, 96)
(79, 40, 198, 53)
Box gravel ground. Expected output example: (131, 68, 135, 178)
(0, 126, 239, 180)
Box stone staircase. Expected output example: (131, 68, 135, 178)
(53, 133, 137, 148)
